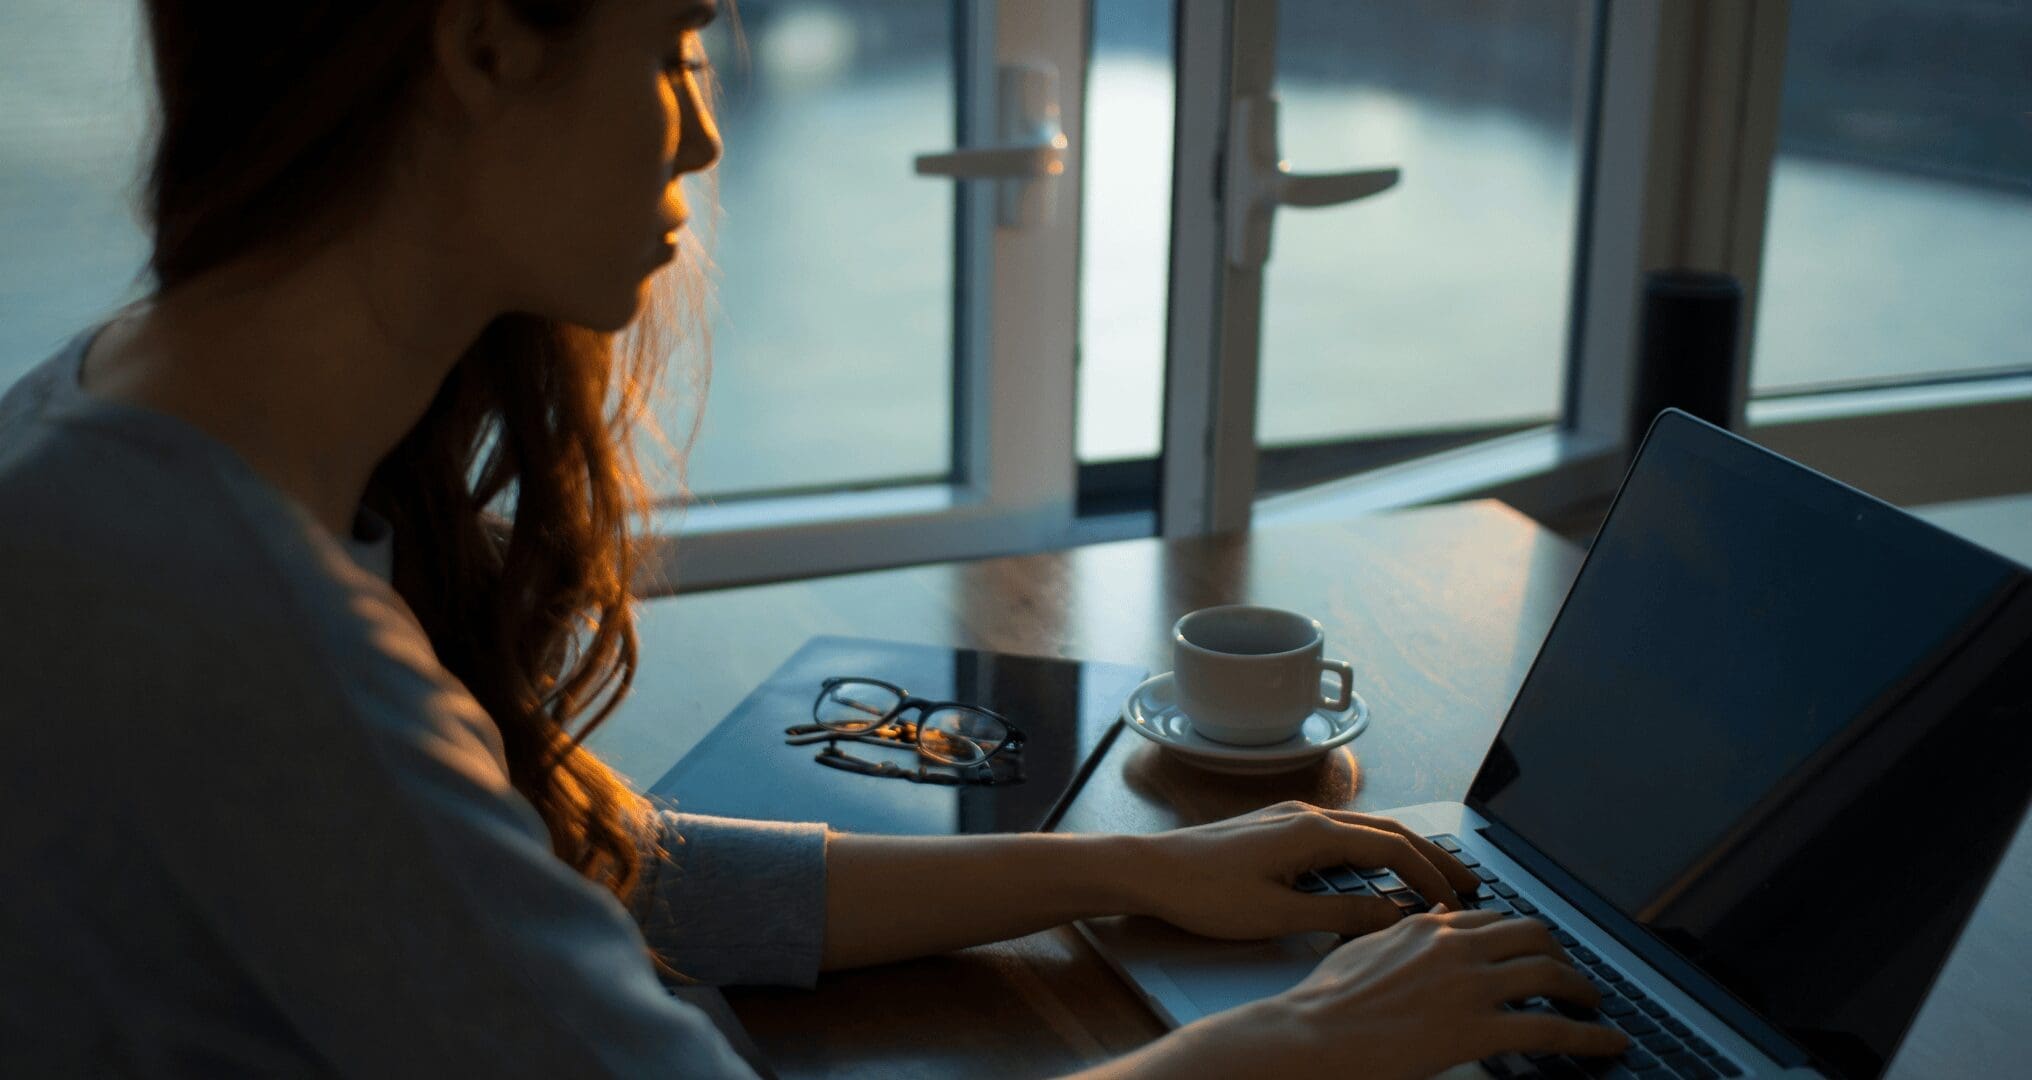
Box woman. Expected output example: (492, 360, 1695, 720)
(0, 1, 1627, 1075)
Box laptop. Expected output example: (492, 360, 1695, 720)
(1080, 410, 2032, 1079)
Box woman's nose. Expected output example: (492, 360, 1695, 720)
(674, 80, 722, 177)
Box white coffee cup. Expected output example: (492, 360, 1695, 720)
(1171, 605, 1355, 746)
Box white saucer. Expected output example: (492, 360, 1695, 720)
(1120, 671, 1370, 775)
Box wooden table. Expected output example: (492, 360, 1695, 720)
(591, 501, 2028, 1079)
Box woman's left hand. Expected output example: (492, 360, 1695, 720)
(1125, 801, 1484, 941)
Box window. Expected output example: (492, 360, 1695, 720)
(1075, 0, 1174, 469)
(1249, 0, 2032, 530)
(1256, 1, 1590, 466)
(684, 2, 957, 498)
(657, 1, 1092, 587)
(1081, 0, 1600, 516)
(0, 2, 150, 382)
(1751, 0, 2032, 394)
(1158, 0, 1611, 534)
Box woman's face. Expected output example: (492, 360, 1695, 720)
(475, 0, 722, 332)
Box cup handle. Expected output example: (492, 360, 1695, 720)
(1319, 659, 1354, 712)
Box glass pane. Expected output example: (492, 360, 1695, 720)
(1077, 0, 1175, 465)
(919, 706, 1008, 765)
(0, 2, 152, 388)
(679, 1, 955, 499)
(1256, 1, 1590, 450)
(1751, 1, 2032, 394)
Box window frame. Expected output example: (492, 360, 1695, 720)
(1153, 0, 1256, 538)
(642, 0, 1092, 593)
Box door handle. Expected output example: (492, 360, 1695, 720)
(1225, 93, 1400, 268)
(914, 63, 1066, 227)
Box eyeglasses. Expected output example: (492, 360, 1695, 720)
(803, 676, 1025, 766)
(784, 676, 1026, 776)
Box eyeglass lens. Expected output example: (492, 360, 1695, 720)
(815, 681, 903, 732)
(917, 707, 1009, 766)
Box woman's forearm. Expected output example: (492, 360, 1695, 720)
(820, 831, 1157, 970)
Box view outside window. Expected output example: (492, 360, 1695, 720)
(1753, 0, 2032, 394)
(1077, 0, 1175, 465)
(1255, 1, 1590, 452)
(0, 1, 151, 387)
(684, 0, 955, 498)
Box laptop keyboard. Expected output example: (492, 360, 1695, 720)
(1295, 834, 1744, 1080)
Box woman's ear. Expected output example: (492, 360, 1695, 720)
(431, 0, 551, 116)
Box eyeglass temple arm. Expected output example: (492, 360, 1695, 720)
(786, 729, 918, 748)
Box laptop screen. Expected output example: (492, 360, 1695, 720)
(1468, 411, 2032, 1078)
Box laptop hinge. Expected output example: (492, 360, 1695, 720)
(1473, 818, 1814, 1070)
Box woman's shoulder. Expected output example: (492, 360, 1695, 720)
(0, 367, 425, 706)
(0, 418, 519, 835)
(1, 382, 306, 622)
(0, 325, 516, 779)
(4, 328, 368, 607)
(2, 326, 238, 551)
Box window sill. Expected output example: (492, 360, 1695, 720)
(1254, 374, 2032, 533)
(1254, 426, 1622, 527)
(650, 483, 971, 538)
(1745, 373, 2032, 507)
(637, 482, 1109, 594)
(1748, 371, 2032, 426)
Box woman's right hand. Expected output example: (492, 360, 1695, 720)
(1110, 907, 1630, 1080)
(1262, 906, 1629, 1078)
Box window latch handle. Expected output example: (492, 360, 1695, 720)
(914, 63, 1066, 228)
(1225, 93, 1401, 269)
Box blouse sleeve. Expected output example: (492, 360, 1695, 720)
(627, 811, 831, 988)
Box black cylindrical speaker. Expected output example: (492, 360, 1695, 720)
(1628, 270, 1744, 455)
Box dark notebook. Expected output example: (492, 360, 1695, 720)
(647, 635, 1148, 835)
